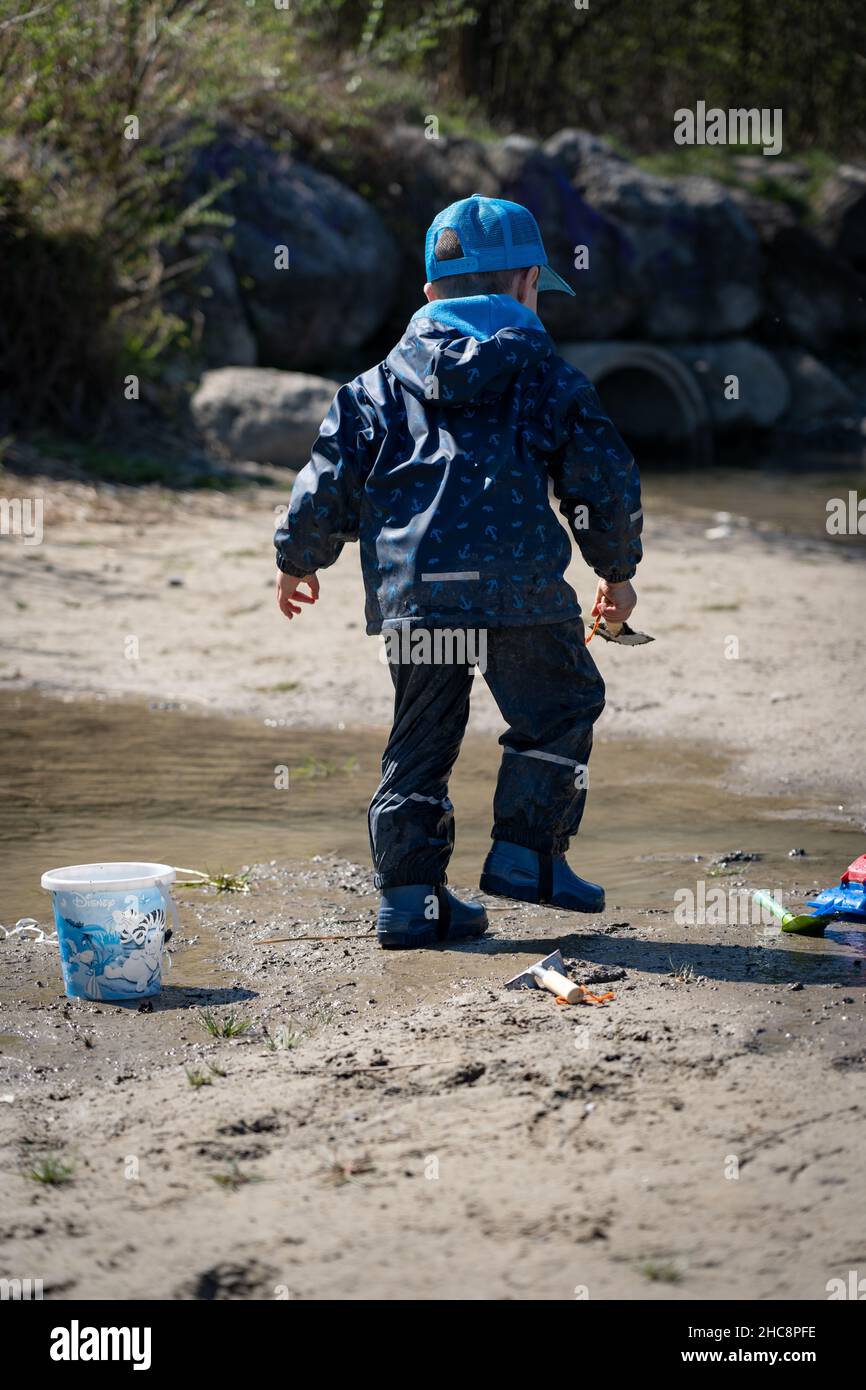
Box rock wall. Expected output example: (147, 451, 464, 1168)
(175, 124, 866, 460)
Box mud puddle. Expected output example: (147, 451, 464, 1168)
(0, 688, 861, 918)
(643, 463, 866, 550)
(1, 688, 863, 1021)
(0, 681, 861, 1085)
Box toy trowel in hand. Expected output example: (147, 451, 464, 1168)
(596, 619, 654, 645)
(586, 613, 654, 646)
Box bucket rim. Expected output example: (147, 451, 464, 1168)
(41, 862, 176, 893)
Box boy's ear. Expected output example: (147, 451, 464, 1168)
(423, 281, 436, 302)
(513, 266, 539, 304)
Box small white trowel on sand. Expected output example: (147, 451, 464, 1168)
(504, 949, 614, 1005)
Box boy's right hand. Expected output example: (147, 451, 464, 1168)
(276, 571, 319, 621)
(592, 577, 636, 624)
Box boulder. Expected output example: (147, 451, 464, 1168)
(773, 350, 857, 424)
(546, 130, 763, 340)
(758, 226, 866, 352)
(488, 135, 640, 340)
(341, 124, 640, 340)
(669, 340, 790, 429)
(181, 234, 257, 368)
(346, 123, 497, 334)
(183, 128, 399, 370)
(816, 163, 866, 272)
(190, 367, 336, 467)
(728, 187, 799, 241)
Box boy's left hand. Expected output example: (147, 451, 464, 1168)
(276, 571, 319, 620)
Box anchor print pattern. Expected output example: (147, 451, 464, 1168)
(275, 296, 642, 634)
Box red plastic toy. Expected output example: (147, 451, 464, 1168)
(842, 855, 866, 885)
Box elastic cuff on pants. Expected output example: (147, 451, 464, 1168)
(374, 871, 448, 891)
(491, 831, 569, 856)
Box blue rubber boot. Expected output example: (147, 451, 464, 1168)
(377, 884, 488, 949)
(480, 841, 605, 913)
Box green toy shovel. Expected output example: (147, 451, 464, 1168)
(752, 890, 831, 936)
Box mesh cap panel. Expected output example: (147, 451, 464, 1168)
(509, 208, 543, 246)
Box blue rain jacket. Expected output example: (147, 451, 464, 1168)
(274, 295, 642, 634)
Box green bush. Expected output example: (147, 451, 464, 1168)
(0, 0, 288, 430)
(0, 176, 117, 430)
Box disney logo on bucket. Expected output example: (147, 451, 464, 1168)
(41, 863, 178, 1003)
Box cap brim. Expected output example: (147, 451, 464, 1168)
(537, 264, 576, 296)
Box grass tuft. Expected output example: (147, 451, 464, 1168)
(640, 1260, 683, 1284)
(26, 1154, 75, 1185)
(265, 1025, 302, 1052)
(323, 1154, 375, 1187)
(668, 959, 706, 985)
(290, 756, 358, 780)
(186, 1068, 213, 1087)
(198, 1010, 252, 1039)
(211, 1163, 263, 1192)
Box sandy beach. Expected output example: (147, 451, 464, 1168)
(1, 465, 865, 1300)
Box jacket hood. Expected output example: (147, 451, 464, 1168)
(386, 294, 553, 405)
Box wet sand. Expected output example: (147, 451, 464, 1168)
(1, 468, 865, 1299)
(2, 846, 866, 1301)
(2, 691, 866, 1300)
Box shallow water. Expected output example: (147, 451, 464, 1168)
(1, 690, 862, 960)
(642, 463, 866, 549)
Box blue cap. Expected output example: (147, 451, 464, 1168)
(425, 194, 575, 295)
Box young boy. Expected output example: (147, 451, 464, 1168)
(275, 195, 642, 948)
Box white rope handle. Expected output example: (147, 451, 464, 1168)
(170, 866, 211, 884)
(0, 918, 58, 944)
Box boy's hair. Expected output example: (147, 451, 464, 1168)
(429, 227, 521, 298)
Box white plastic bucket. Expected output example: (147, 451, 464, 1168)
(41, 863, 178, 1002)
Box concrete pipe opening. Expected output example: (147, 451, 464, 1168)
(559, 343, 712, 465)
